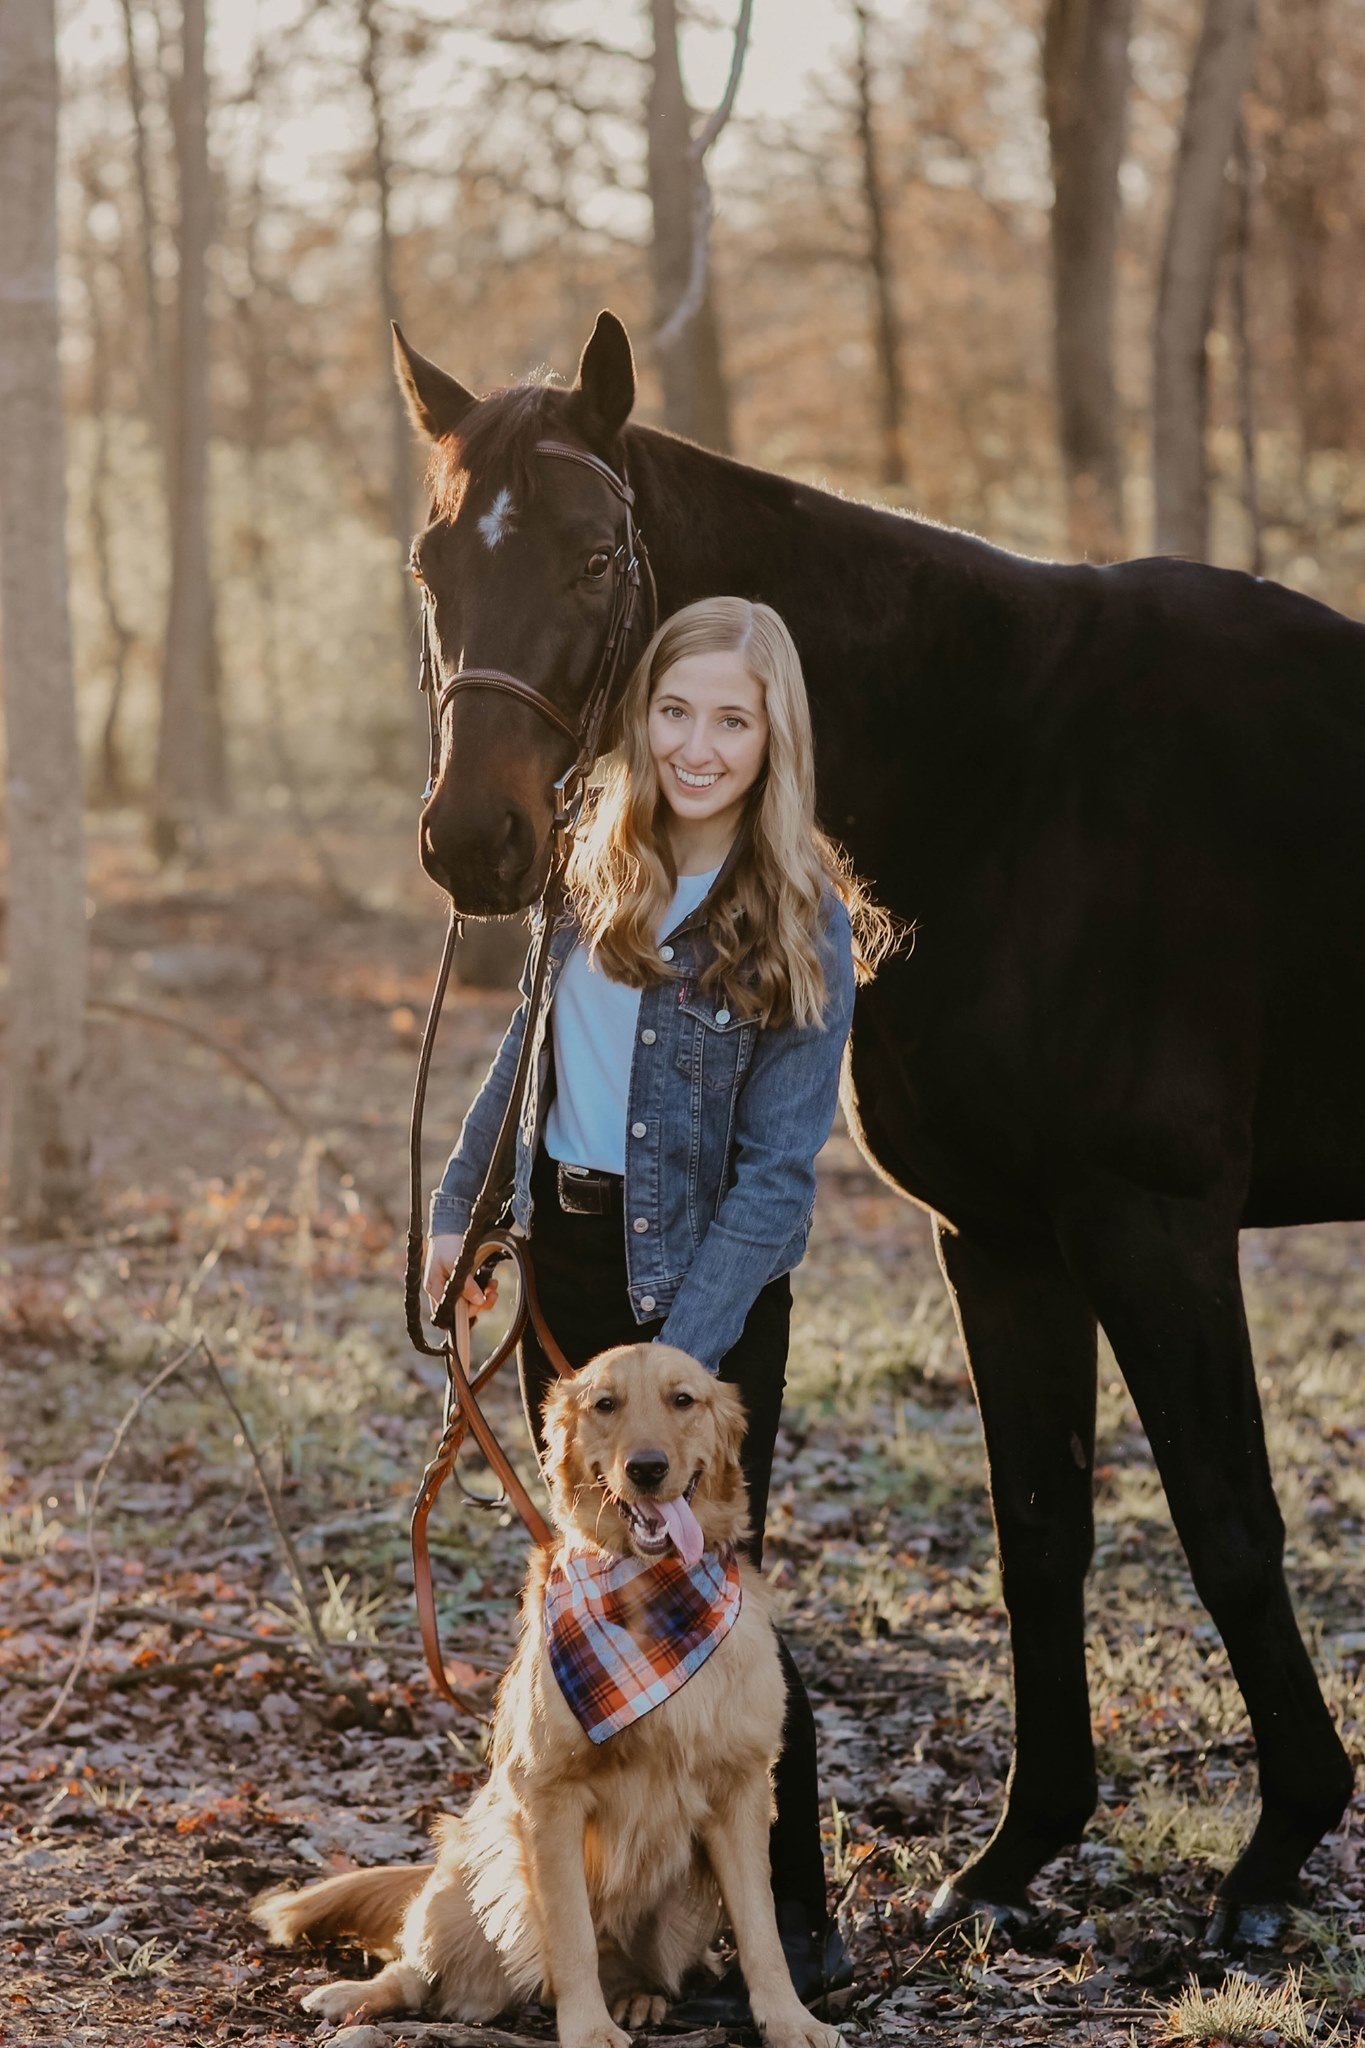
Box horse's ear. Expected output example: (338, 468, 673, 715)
(571, 310, 636, 444)
(392, 324, 478, 442)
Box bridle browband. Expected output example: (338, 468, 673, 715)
(404, 434, 656, 1713)
(418, 437, 653, 803)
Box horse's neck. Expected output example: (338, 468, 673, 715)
(630, 427, 906, 606)
(625, 426, 1047, 868)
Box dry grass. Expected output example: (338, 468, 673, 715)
(0, 1499, 66, 1561)
(1163, 1966, 1355, 2045)
(1294, 1913, 1365, 2011)
(1104, 1783, 1256, 1876)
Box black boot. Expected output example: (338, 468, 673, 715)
(664, 1899, 854, 2028)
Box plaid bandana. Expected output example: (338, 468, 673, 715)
(545, 1543, 743, 1744)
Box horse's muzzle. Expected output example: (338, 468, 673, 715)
(420, 809, 545, 917)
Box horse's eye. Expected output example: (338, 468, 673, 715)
(585, 550, 612, 579)
(594, 1395, 616, 1414)
(671, 1391, 695, 1409)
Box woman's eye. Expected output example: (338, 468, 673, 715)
(585, 550, 612, 579)
(671, 1391, 695, 1409)
(594, 1395, 616, 1414)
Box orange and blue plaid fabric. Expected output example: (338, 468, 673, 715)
(545, 1544, 743, 1744)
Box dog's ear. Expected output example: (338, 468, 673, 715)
(709, 1378, 748, 1484)
(540, 1378, 585, 1520)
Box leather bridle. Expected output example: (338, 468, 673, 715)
(405, 436, 655, 1712)
(418, 438, 652, 803)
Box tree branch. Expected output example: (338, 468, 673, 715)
(0, 1342, 200, 1753)
(655, 0, 754, 351)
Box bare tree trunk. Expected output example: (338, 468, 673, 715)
(851, 2, 908, 489)
(152, 0, 224, 855)
(118, 0, 172, 491)
(237, 81, 357, 914)
(1152, 0, 1259, 559)
(1262, 0, 1344, 461)
(81, 170, 137, 806)
(0, 0, 92, 1232)
(359, 0, 418, 627)
(1229, 115, 1264, 576)
(1042, 0, 1135, 559)
(647, 0, 732, 451)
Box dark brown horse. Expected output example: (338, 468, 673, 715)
(395, 310, 1361, 1947)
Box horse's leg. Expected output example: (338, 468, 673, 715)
(1054, 1182, 1354, 1945)
(926, 1217, 1100, 1925)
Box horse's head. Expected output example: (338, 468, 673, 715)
(395, 311, 643, 914)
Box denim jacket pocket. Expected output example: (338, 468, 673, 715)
(675, 987, 757, 1095)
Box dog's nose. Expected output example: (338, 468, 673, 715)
(624, 1451, 670, 1492)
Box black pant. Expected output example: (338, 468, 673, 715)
(518, 1148, 827, 1927)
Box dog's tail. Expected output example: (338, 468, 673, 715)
(252, 1865, 432, 1957)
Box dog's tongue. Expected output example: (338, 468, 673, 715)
(640, 1494, 705, 1567)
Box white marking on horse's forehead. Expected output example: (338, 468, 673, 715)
(477, 487, 516, 551)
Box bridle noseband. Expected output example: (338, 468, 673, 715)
(418, 437, 655, 806)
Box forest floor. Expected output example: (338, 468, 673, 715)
(2, 814, 1362, 2048)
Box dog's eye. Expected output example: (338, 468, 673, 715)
(593, 1395, 616, 1414)
(671, 1391, 695, 1409)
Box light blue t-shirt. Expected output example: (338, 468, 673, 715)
(544, 867, 720, 1175)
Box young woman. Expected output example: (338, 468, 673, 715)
(424, 595, 889, 2019)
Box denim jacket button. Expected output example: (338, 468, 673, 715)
(640, 1028, 656, 1045)
(639, 1295, 656, 1313)
(715, 1008, 731, 1025)
(632, 1216, 649, 1233)
(659, 944, 675, 961)
(631, 1121, 647, 1138)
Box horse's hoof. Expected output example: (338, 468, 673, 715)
(925, 1881, 1034, 1942)
(1204, 1898, 1290, 1951)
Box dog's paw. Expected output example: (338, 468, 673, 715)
(610, 1991, 668, 2028)
(756, 2007, 842, 2048)
(557, 2017, 633, 2048)
(300, 1980, 381, 2023)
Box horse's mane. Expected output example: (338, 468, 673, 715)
(426, 374, 565, 519)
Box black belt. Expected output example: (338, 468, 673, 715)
(555, 1161, 624, 1217)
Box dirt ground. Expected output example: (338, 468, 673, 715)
(2, 816, 1361, 2048)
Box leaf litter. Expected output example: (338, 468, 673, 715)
(1, 818, 1361, 2047)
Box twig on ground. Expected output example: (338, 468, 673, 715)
(846, 1919, 965, 2021)
(192, 1340, 333, 1676)
(326, 2029, 723, 2048)
(3, 1327, 383, 1743)
(87, 998, 393, 1225)
(194, 1336, 381, 1725)
(104, 1600, 291, 1646)
(0, 1341, 199, 1753)
(104, 1640, 267, 1690)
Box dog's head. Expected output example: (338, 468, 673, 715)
(541, 1344, 749, 1560)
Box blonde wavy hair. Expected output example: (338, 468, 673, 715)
(567, 597, 894, 1029)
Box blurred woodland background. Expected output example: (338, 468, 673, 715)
(4, 0, 1365, 1223)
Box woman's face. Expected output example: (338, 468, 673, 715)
(647, 649, 769, 847)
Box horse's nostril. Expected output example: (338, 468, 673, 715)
(494, 808, 534, 883)
(625, 1452, 670, 1492)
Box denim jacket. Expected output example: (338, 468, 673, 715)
(429, 882, 856, 1372)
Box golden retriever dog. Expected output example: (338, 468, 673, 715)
(254, 1343, 841, 2048)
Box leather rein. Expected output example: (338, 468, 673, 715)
(405, 437, 654, 1711)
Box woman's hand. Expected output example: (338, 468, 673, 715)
(424, 1233, 499, 1317)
